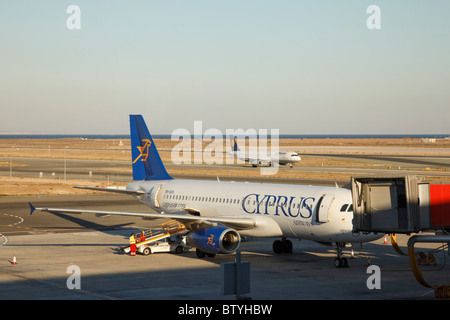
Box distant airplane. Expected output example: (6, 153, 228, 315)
(30, 115, 382, 267)
(229, 137, 301, 168)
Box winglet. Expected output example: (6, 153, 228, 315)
(28, 202, 36, 216)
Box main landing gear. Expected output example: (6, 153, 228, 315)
(272, 239, 350, 268)
(196, 248, 216, 258)
(273, 237, 293, 254)
(334, 242, 349, 268)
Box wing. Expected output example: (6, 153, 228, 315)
(73, 186, 146, 196)
(28, 203, 256, 231)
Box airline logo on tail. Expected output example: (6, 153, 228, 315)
(132, 139, 152, 164)
(231, 137, 240, 152)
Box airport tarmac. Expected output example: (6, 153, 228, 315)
(1, 140, 450, 302)
(1, 194, 449, 300)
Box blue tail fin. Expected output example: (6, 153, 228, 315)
(231, 137, 241, 152)
(129, 115, 173, 181)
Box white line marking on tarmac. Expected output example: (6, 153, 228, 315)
(1, 213, 25, 246)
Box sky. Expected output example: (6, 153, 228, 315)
(1, 1, 449, 135)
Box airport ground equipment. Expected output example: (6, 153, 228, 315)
(351, 176, 450, 297)
(138, 236, 190, 255)
(121, 220, 187, 254)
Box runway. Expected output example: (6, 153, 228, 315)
(2, 152, 450, 187)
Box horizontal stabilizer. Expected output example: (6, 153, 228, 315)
(74, 186, 145, 195)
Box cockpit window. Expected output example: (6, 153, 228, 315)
(340, 204, 348, 212)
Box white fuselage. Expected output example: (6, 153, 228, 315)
(127, 179, 381, 244)
(232, 151, 301, 166)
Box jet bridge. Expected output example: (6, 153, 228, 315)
(351, 176, 450, 297)
(351, 176, 450, 234)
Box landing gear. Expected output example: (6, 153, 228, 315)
(334, 257, 348, 268)
(196, 248, 216, 258)
(334, 242, 349, 268)
(273, 238, 293, 254)
(196, 248, 206, 258)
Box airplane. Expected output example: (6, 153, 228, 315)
(229, 136, 301, 168)
(29, 115, 383, 268)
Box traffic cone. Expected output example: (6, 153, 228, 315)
(384, 235, 387, 244)
(12, 255, 17, 265)
(351, 249, 355, 259)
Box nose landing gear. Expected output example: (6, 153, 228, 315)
(334, 242, 349, 268)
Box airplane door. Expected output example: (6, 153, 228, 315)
(149, 185, 162, 208)
(316, 194, 335, 223)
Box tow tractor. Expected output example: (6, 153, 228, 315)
(121, 220, 190, 255)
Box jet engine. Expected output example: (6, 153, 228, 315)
(187, 227, 241, 255)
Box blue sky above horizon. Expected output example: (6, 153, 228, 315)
(1, 1, 449, 134)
